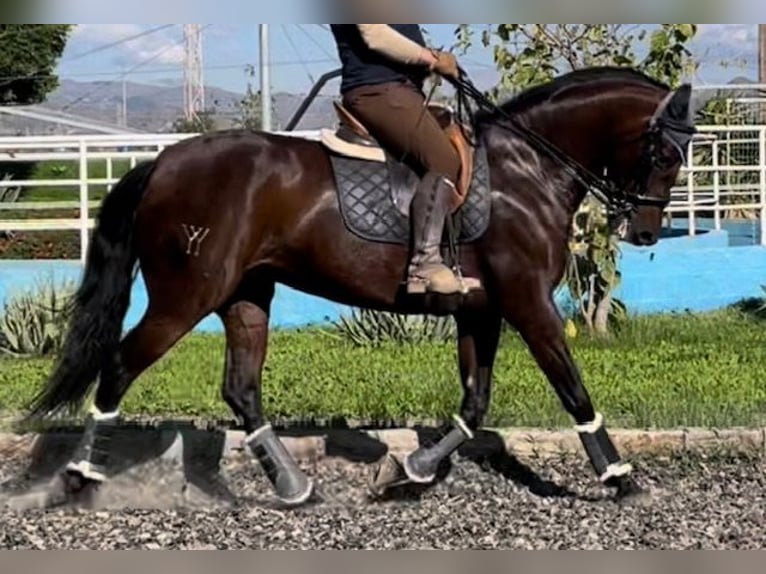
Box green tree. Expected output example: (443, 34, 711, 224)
(453, 24, 698, 335)
(0, 25, 73, 104)
(171, 110, 217, 133)
(0, 25, 74, 202)
(235, 64, 277, 130)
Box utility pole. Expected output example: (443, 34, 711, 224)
(259, 24, 272, 131)
(121, 70, 127, 127)
(760, 24, 766, 85)
(759, 25, 765, 123)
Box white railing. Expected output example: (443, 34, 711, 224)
(0, 126, 764, 262)
(668, 125, 766, 242)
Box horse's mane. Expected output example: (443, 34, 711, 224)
(473, 66, 670, 124)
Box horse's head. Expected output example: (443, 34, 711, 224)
(606, 83, 696, 246)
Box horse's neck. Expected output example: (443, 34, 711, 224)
(483, 100, 610, 217)
(523, 100, 610, 170)
(485, 87, 659, 215)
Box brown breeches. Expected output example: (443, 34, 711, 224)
(342, 81, 461, 184)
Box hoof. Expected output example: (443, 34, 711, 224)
(369, 454, 410, 497)
(402, 453, 437, 484)
(54, 468, 102, 508)
(276, 478, 315, 508)
(63, 468, 102, 491)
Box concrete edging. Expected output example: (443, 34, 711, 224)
(2, 426, 765, 464)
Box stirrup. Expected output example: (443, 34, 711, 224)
(450, 265, 483, 294)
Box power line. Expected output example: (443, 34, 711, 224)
(0, 58, 342, 86)
(63, 24, 177, 62)
(61, 27, 209, 112)
(281, 24, 315, 84)
(0, 25, 179, 92)
(298, 24, 337, 61)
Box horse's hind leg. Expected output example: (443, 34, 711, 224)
(218, 283, 314, 507)
(62, 305, 200, 498)
(507, 293, 646, 503)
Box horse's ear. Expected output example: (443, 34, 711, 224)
(666, 84, 693, 124)
(651, 84, 694, 130)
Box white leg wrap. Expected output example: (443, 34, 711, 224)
(66, 460, 107, 482)
(243, 424, 272, 447)
(452, 414, 475, 440)
(89, 404, 119, 422)
(574, 412, 604, 434)
(600, 462, 633, 483)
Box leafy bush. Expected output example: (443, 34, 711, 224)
(330, 308, 457, 347)
(0, 274, 76, 358)
(564, 196, 628, 336)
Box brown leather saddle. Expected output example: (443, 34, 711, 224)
(329, 101, 476, 212)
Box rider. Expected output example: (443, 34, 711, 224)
(330, 24, 481, 295)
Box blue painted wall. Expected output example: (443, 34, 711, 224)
(0, 259, 348, 333)
(617, 230, 766, 313)
(1, 221, 765, 332)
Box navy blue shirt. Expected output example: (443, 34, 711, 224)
(330, 25, 429, 94)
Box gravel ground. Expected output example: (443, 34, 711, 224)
(1, 447, 766, 549)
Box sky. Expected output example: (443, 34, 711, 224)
(54, 24, 761, 99)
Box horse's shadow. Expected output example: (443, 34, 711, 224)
(0, 422, 238, 507)
(305, 424, 582, 503)
(2, 421, 587, 508)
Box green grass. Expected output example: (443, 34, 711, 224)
(1, 309, 765, 429)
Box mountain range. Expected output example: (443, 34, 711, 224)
(2, 78, 341, 135)
(1, 75, 762, 136)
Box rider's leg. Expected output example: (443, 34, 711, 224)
(343, 81, 482, 295)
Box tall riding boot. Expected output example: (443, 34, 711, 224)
(407, 173, 482, 295)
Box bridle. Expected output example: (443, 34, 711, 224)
(449, 70, 695, 228)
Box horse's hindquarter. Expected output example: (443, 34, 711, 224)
(132, 131, 322, 298)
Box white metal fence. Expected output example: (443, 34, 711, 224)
(0, 126, 764, 262)
(668, 125, 766, 242)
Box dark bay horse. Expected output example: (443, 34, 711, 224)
(23, 66, 695, 507)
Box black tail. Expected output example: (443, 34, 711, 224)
(24, 160, 156, 421)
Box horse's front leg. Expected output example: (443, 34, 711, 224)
(368, 310, 502, 495)
(507, 293, 646, 503)
(456, 310, 503, 431)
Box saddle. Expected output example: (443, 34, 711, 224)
(320, 100, 492, 248)
(320, 101, 476, 213)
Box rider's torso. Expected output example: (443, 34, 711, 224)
(330, 24, 429, 94)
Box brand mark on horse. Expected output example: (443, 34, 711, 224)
(181, 224, 210, 256)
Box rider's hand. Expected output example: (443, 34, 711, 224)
(429, 50, 460, 81)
